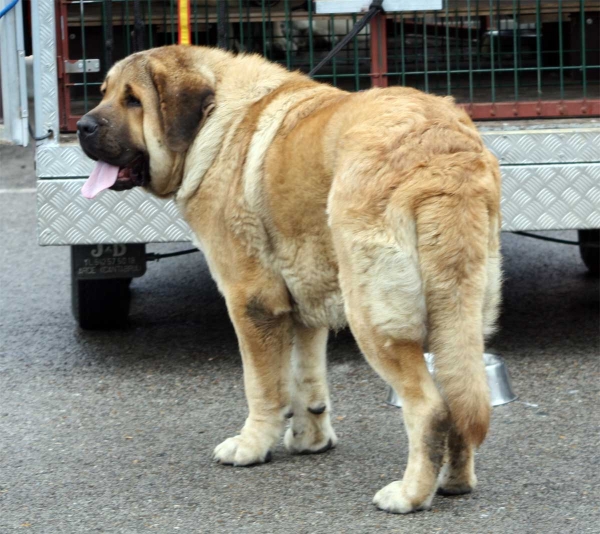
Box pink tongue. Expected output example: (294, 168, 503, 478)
(81, 161, 120, 199)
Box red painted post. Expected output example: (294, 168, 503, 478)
(370, 12, 388, 88)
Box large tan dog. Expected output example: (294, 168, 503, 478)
(78, 45, 502, 514)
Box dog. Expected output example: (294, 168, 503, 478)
(77, 45, 502, 514)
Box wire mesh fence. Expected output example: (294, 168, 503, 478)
(56, 0, 599, 130)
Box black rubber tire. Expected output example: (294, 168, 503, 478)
(72, 278, 132, 330)
(578, 229, 600, 277)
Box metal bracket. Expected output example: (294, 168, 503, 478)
(64, 59, 100, 74)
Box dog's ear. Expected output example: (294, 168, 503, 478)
(149, 59, 215, 153)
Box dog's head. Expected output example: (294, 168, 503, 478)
(78, 46, 216, 198)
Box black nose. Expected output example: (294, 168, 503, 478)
(77, 116, 99, 137)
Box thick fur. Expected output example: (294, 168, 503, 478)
(81, 45, 502, 514)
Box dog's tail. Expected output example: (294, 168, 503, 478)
(414, 153, 500, 447)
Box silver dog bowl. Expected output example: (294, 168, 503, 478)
(386, 353, 517, 408)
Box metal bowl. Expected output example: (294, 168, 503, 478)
(386, 353, 517, 408)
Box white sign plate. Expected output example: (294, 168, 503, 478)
(315, 1, 443, 14)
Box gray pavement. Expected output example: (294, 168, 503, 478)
(1, 144, 599, 533)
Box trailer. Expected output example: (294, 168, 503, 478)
(1, 0, 598, 328)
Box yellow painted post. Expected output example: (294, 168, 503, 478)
(178, 0, 191, 45)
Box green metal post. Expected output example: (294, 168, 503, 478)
(445, 2, 451, 94)
(512, 0, 519, 101)
(400, 13, 406, 86)
(423, 16, 429, 92)
(489, 0, 496, 103)
(580, 0, 587, 98)
(558, 0, 564, 99)
(467, 0, 473, 103)
(353, 13, 360, 91)
(148, 0, 153, 47)
(536, 0, 542, 98)
(308, 0, 314, 71)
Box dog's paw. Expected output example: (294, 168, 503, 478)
(283, 417, 337, 455)
(437, 464, 477, 496)
(373, 481, 433, 514)
(213, 435, 273, 467)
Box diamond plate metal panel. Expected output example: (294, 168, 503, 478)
(36, 120, 600, 242)
(37, 144, 96, 178)
(37, 180, 192, 245)
(483, 129, 600, 165)
(501, 164, 600, 231)
(37, 164, 600, 245)
(31, 0, 59, 140)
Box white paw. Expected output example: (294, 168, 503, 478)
(213, 435, 272, 467)
(373, 481, 433, 514)
(284, 417, 338, 455)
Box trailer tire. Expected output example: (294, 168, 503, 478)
(72, 278, 132, 330)
(578, 229, 599, 277)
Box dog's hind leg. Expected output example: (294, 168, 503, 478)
(284, 324, 337, 455)
(330, 222, 449, 514)
(437, 425, 477, 495)
(368, 340, 450, 513)
(213, 275, 294, 467)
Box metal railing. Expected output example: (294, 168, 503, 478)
(382, 2, 599, 118)
(55, 0, 599, 131)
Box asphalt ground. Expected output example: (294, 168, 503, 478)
(1, 144, 599, 533)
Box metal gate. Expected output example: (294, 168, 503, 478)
(52, 0, 598, 131)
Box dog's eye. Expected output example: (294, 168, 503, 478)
(126, 94, 142, 108)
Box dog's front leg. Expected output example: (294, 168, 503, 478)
(284, 325, 337, 455)
(213, 288, 293, 467)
